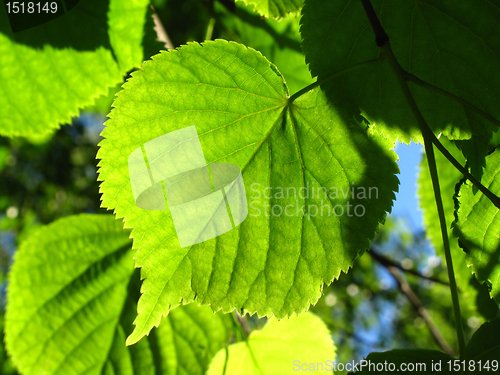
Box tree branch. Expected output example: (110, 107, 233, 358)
(369, 249, 449, 286)
(369, 250, 455, 357)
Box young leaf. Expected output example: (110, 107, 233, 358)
(300, 0, 500, 145)
(351, 349, 453, 374)
(97, 40, 399, 344)
(5, 214, 231, 375)
(0, 0, 152, 137)
(236, 0, 302, 19)
(454, 148, 500, 304)
(207, 312, 335, 375)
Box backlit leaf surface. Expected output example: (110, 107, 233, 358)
(236, 0, 302, 19)
(0, 0, 151, 136)
(97, 40, 399, 344)
(5, 214, 231, 375)
(207, 312, 335, 375)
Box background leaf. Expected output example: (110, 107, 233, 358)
(300, 0, 500, 146)
(236, 0, 302, 19)
(5, 214, 231, 375)
(97, 40, 399, 344)
(207, 312, 335, 375)
(216, 2, 314, 95)
(0, 0, 153, 137)
(453, 148, 500, 304)
(418, 138, 498, 322)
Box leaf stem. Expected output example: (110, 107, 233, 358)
(360, 0, 467, 357)
(231, 312, 265, 374)
(423, 130, 466, 360)
(231, 311, 248, 341)
(380, 41, 467, 360)
(360, 0, 389, 47)
(288, 56, 383, 103)
(406, 73, 500, 128)
(425, 127, 500, 209)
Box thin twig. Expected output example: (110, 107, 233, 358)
(370, 249, 449, 286)
(151, 5, 174, 49)
(370, 251, 455, 357)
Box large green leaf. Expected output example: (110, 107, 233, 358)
(216, 2, 314, 95)
(97, 40, 399, 344)
(207, 312, 335, 375)
(417, 138, 498, 320)
(453, 148, 500, 304)
(0, 0, 153, 137)
(5, 214, 231, 375)
(300, 0, 500, 145)
(352, 349, 453, 374)
(236, 0, 302, 19)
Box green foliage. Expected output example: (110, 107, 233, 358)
(1, 0, 500, 371)
(5, 214, 231, 375)
(5, 214, 134, 374)
(300, 0, 500, 148)
(236, 0, 302, 19)
(454, 148, 500, 304)
(216, 2, 313, 95)
(0, 0, 152, 137)
(207, 312, 335, 374)
(97, 39, 398, 344)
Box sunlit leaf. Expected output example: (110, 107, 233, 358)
(5, 214, 231, 375)
(207, 312, 335, 375)
(236, 0, 302, 19)
(97, 40, 399, 344)
(0, 0, 152, 137)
